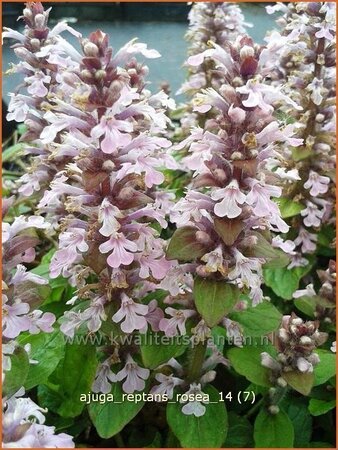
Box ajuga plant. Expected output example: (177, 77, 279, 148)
(2, 2, 336, 449)
(3, 3, 82, 205)
(2, 211, 74, 447)
(262, 2, 336, 266)
(175, 2, 250, 138)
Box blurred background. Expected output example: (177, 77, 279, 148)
(2, 2, 278, 102)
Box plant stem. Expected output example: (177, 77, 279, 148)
(186, 341, 207, 383)
(114, 432, 125, 448)
(244, 397, 264, 419)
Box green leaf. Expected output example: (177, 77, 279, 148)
(294, 296, 317, 317)
(2, 143, 25, 163)
(254, 408, 294, 448)
(57, 343, 98, 417)
(227, 346, 273, 387)
(276, 197, 305, 218)
(194, 277, 240, 327)
(140, 330, 188, 369)
(3, 346, 29, 397)
(223, 412, 253, 448)
(229, 301, 282, 337)
(18, 330, 65, 390)
(291, 146, 312, 162)
(214, 217, 245, 246)
(166, 226, 208, 262)
(249, 231, 289, 268)
(88, 382, 146, 438)
(308, 398, 336, 416)
(283, 371, 314, 396)
(263, 259, 314, 300)
(167, 385, 228, 448)
(314, 350, 336, 386)
(283, 398, 312, 447)
(38, 384, 64, 414)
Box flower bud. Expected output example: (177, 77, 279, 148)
(80, 69, 93, 80)
(84, 42, 99, 57)
(200, 370, 216, 384)
(23, 7, 33, 20)
(308, 353, 320, 365)
(291, 317, 303, 326)
(219, 84, 237, 102)
(196, 265, 210, 277)
(315, 113, 325, 123)
(34, 13, 46, 29)
(261, 352, 281, 371)
(240, 45, 255, 60)
(95, 69, 107, 80)
(268, 405, 280, 415)
(299, 335, 312, 345)
(296, 357, 313, 373)
(228, 104, 246, 124)
(30, 38, 40, 51)
(276, 377, 287, 388)
(102, 160, 116, 171)
(195, 230, 212, 245)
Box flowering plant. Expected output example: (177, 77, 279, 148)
(2, 2, 336, 448)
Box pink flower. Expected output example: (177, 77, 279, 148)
(6, 94, 35, 122)
(98, 198, 123, 237)
(91, 114, 133, 154)
(171, 191, 214, 227)
(180, 383, 209, 417)
(272, 236, 296, 255)
(201, 245, 226, 274)
(11, 264, 48, 286)
(236, 79, 302, 113)
(301, 201, 324, 227)
(246, 179, 282, 217)
(307, 78, 324, 106)
(28, 311, 55, 334)
(228, 104, 246, 123)
(81, 296, 107, 333)
(112, 38, 161, 66)
(59, 227, 89, 254)
(99, 233, 138, 268)
(294, 227, 317, 253)
(3, 392, 74, 448)
(255, 122, 303, 147)
(115, 354, 150, 393)
(297, 357, 313, 373)
(25, 71, 51, 97)
(304, 171, 330, 197)
(159, 307, 195, 337)
(150, 373, 184, 399)
(92, 359, 116, 394)
(138, 255, 172, 280)
(60, 311, 84, 338)
(112, 293, 148, 333)
(211, 180, 246, 218)
(142, 299, 164, 332)
(293, 284, 316, 299)
(314, 21, 335, 41)
(159, 266, 194, 297)
(228, 249, 263, 290)
(287, 254, 309, 270)
(2, 296, 31, 339)
(117, 154, 165, 188)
